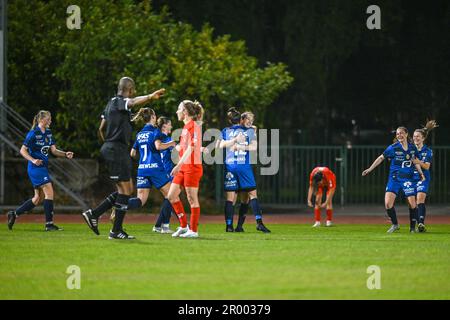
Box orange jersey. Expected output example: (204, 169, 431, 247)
(309, 167, 336, 190)
(179, 120, 203, 172)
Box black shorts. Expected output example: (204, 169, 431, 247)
(100, 142, 132, 182)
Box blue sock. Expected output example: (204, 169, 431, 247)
(225, 201, 235, 226)
(161, 199, 173, 225)
(43, 199, 54, 224)
(418, 203, 426, 224)
(386, 207, 398, 225)
(128, 198, 142, 211)
(15, 199, 35, 216)
(249, 198, 262, 223)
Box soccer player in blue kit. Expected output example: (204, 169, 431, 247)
(127, 108, 178, 233)
(7, 110, 74, 231)
(362, 126, 426, 233)
(412, 120, 438, 232)
(220, 109, 270, 233)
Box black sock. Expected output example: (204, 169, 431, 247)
(409, 207, 417, 230)
(237, 203, 249, 226)
(92, 192, 118, 218)
(386, 207, 398, 225)
(112, 194, 129, 233)
(418, 203, 426, 224)
(127, 198, 142, 211)
(249, 198, 263, 223)
(225, 201, 235, 226)
(15, 199, 35, 216)
(43, 199, 54, 224)
(161, 199, 172, 225)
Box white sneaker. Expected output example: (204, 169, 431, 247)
(326, 220, 333, 227)
(152, 226, 162, 233)
(312, 221, 321, 228)
(179, 229, 199, 238)
(161, 224, 174, 234)
(172, 226, 189, 238)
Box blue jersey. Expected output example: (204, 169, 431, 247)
(23, 127, 55, 168)
(157, 130, 175, 174)
(383, 142, 419, 181)
(221, 125, 256, 170)
(132, 124, 165, 176)
(413, 145, 433, 182)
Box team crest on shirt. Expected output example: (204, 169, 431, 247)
(226, 172, 234, 180)
(406, 154, 410, 160)
(403, 181, 412, 188)
(41, 146, 50, 156)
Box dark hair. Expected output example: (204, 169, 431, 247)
(312, 171, 323, 195)
(183, 100, 204, 121)
(157, 116, 171, 130)
(415, 120, 438, 140)
(32, 110, 51, 129)
(132, 107, 155, 123)
(227, 107, 241, 124)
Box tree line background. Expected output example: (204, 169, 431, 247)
(7, 0, 450, 156)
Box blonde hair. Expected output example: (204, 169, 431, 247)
(415, 119, 438, 140)
(131, 108, 155, 123)
(32, 110, 51, 129)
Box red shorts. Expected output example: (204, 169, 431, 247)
(173, 169, 203, 188)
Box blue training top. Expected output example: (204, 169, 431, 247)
(23, 127, 56, 169)
(221, 125, 257, 170)
(156, 129, 175, 174)
(413, 144, 433, 182)
(383, 141, 419, 181)
(132, 124, 165, 176)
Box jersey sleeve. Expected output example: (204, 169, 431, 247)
(425, 149, 433, 164)
(247, 128, 257, 142)
(114, 97, 128, 111)
(221, 128, 227, 140)
(383, 145, 394, 159)
(23, 131, 35, 148)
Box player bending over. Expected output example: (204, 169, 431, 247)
(307, 167, 336, 227)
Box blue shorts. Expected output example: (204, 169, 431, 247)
(224, 166, 256, 192)
(386, 178, 416, 197)
(28, 166, 52, 189)
(136, 171, 171, 190)
(414, 179, 430, 194)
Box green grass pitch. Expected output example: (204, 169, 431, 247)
(1, 223, 449, 299)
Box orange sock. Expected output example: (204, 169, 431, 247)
(172, 201, 188, 228)
(314, 208, 321, 222)
(326, 209, 333, 221)
(190, 207, 200, 232)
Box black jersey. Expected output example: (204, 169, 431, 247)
(103, 95, 132, 145)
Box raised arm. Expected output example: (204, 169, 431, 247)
(362, 154, 385, 176)
(126, 88, 165, 108)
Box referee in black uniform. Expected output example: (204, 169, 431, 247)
(82, 77, 165, 239)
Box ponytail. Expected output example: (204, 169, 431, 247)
(31, 110, 51, 129)
(131, 107, 155, 123)
(182, 100, 204, 121)
(415, 119, 438, 140)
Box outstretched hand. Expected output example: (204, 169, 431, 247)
(151, 88, 165, 100)
(362, 169, 370, 176)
